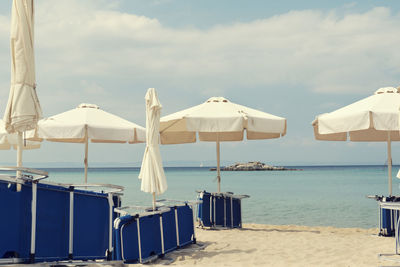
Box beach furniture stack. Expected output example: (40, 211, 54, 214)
(368, 195, 400, 237)
(0, 167, 123, 264)
(0, 167, 197, 264)
(197, 191, 249, 228)
(380, 198, 400, 237)
(113, 202, 196, 263)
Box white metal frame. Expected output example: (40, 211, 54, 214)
(379, 202, 400, 254)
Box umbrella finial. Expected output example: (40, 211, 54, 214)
(374, 87, 398, 95)
(206, 97, 229, 103)
(78, 103, 99, 109)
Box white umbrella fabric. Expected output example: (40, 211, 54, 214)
(0, 120, 11, 150)
(160, 96, 287, 192)
(3, 0, 42, 175)
(312, 87, 400, 196)
(139, 88, 167, 210)
(33, 103, 146, 183)
(0, 119, 40, 150)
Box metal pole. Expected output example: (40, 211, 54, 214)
(69, 191, 74, 259)
(84, 126, 88, 184)
(137, 217, 142, 263)
(175, 208, 180, 247)
(16, 132, 23, 191)
(30, 182, 37, 262)
(159, 215, 165, 254)
(108, 194, 113, 257)
(388, 132, 392, 196)
(152, 192, 156, 211)
(17, 132, 23, 178)
(216, 138, 221, 193)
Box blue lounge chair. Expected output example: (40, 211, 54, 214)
(113, 201, 197, 263)
(368, 195, 400, 237)
(0, 167, 123, 264)
(197, 191, 212, 227)
(196, 191, 249, 229)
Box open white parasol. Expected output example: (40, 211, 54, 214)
(160, 96, 287, 192)
(33, 103, 146, 183)
(312, 87, 400, 196)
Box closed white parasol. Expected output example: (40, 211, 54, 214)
(139, 88, 167, 210)
(3, 0, 42, 177)
(0, 119, 39, 150)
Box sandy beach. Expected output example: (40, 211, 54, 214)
(147, 224, 396, 267)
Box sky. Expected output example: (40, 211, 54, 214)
(1, 0, 400, 167)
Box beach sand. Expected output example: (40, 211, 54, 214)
(148, 224, 397, 267)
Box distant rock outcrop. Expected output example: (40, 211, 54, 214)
(210, 161, 301, 171)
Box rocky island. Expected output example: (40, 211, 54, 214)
(210, 161, 301, 171)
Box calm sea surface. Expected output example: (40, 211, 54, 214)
(39, 165, 400, 229)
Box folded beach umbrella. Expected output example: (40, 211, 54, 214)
(160, 96, 287, 192)
(3, 0, 42, 173)
(33, 103, 146, 183)
(0, 119, 40, 150)
(0, 120, 11, 150)
(312, 87, 400, 196)
(139, 88, 167, 210)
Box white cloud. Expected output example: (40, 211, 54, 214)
(2, 3, 400, 103)
(1, 2, 400, 164)
(22, 3, 400, 105)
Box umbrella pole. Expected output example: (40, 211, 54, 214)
(16, 132, 23, 191)
(388, 132, 392, 196)
(216, 139, 221, 193)
(84, 127, 88, 183)
(152, 192, 156, 211)
(17, 131, 23, 178)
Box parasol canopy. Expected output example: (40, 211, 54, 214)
(160, 96, 287, 192)
(312, 87, 400, 195)
(33, 103, 146, 182)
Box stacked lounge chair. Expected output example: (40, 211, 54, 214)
(113, 200, 197, 263)
(368, 195, 400, 237)
(0, 167, 123, 264)
(0, 167, 197, 265)
(196, 191, 249, 228)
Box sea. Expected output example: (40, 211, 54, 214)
(37, 165, 400, 229)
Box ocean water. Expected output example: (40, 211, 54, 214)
(38, 165, 400, 229)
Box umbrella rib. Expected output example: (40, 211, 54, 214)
(159, 117, 187, 134)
